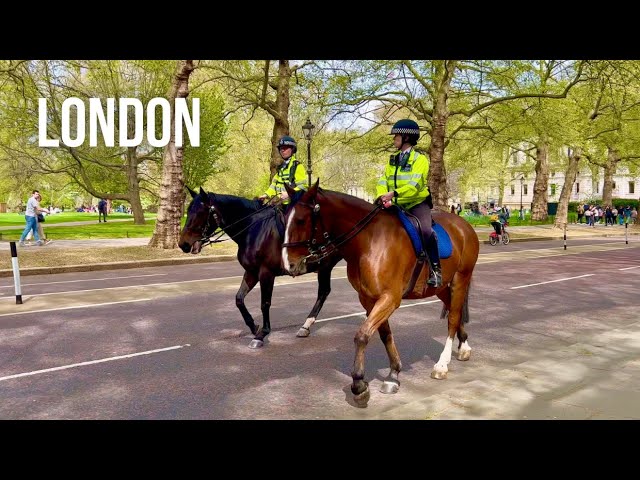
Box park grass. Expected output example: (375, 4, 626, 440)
(0, 212, 143, 226)
(0, 220, 159, 240)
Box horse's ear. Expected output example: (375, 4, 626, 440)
(186, 186, 198, 199)
(308, 178, 320, 197)
(284, 183, 296, 198)
(199, 186, 208, 197)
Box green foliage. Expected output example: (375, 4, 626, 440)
(183, 88, 228, 189)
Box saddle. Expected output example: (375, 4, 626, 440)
(394, 208, 453, 297)
(395, 208, 453, 259)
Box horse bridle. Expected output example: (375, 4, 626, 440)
(197, 202, 226, 247)
(198, 196, 278, 248)
(282, 199, 383, 265)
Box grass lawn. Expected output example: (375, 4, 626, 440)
(0, 212, 145, 226)
(0, 220, 158, 240)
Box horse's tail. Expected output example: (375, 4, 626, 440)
(439, 276, 472, 324)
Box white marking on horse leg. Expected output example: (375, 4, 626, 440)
(457, 340, 471, 361)
(296, 316, 315, 337)
(302, 317, 316, 330)
(282, 206, 296, 273)
(432, 336, 453, 378)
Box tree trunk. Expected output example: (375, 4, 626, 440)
(269, 60, 291, 180)
(602, 146, 619, 207)
(554, 147, 581, 228)
(531, 140, 550, 221)
(149, 60, 195, 249)
(428, 60, 456, 211)
(126, 146, 146, 224)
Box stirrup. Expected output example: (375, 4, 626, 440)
(427, 263, 442, 287)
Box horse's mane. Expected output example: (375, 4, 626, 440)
(209, 193, 261, 212)
(317, 188, 375, 211)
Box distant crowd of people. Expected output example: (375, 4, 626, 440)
(577, 204, 637, 226)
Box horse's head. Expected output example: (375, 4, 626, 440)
(282, 180, 323, 276)
(178, 186, 221, 254)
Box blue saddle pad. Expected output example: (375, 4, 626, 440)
(396, 210, 452, 259)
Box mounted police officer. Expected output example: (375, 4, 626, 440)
(376, 119, 442, 288)
(259, 135, 308, 205)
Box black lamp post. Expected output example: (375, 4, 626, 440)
(302, 118, 315, 188)
(519, 175, 525, 219)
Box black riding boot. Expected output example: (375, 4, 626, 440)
(424, 232, 443, 288)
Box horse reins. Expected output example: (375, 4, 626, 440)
(282, 199, 383, 265)
(199, 195, 282, 248)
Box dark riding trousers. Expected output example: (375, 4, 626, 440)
(408, 199, 433, 241)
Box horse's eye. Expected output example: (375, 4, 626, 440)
(295, 218, 305, 226)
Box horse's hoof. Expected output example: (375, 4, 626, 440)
(353, 388, 370, 408)
(430, 369, 448, 380)
(457, 350, 471, 361)
(296, 327, 310, 338)
(380, 380, 400, 394)
(249, 339, 264, 349)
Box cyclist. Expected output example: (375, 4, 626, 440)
(490, 211, 503, 240)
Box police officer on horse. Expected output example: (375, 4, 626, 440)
(376, 119, 442, 288)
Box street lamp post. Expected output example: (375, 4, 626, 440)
(302, 118, 315, 188)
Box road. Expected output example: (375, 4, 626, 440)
(0, 237, 638, 419)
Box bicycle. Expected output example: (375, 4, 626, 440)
(489, 221, 510, 246)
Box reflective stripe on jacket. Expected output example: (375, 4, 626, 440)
(265, 154, 308, 201)
(375, 149, 430, 209)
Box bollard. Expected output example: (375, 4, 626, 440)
(10, 241, 22, 304)
(625, 221, 628, 245)
(563, 223, 567, 250)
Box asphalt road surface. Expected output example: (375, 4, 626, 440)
(0, 237, 638, 419)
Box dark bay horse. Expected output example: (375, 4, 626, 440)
(178, 187, 341, 348)
(282, 181, 479, 407)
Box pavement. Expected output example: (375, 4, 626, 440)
(0, 221, 638, 277)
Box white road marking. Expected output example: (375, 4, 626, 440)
(315, 299, 440, 323)
(0, 298, 152, 317)
(0, 344, 190, 382)
(510, 274, 595, 290)
(619, 265, 640, 271)
(0, 276, 244, 300)
(0, 273, 167, 289)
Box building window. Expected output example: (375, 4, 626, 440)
(576, 182, 580, 193)
(551, 184, 557, 196)
(631, 182, 636, 194)
(524, 184, 528, 195)
(511, 185, 515, 195)
(612, 182, 616, 190)
(596, 183, 599, 193)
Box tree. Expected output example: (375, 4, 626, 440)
(149, 60, 195, 249)
(201, 60, 314, 179)
(0, 60, 177, 223)
(308, 60, 585, 210)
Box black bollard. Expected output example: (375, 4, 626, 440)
(626, 222, 628, 245)
(564, 223, 567, 250)
(10, 241, 22, 304)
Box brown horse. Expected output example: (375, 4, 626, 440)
(282, 181, 479, 407)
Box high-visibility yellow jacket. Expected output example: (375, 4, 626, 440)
(376, 149, 430, 209)
(265, 155, 308, 203)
